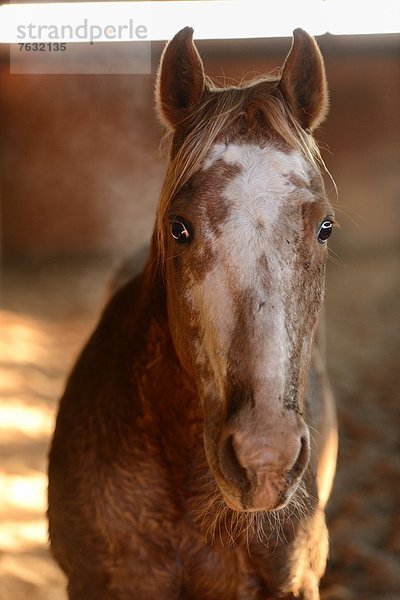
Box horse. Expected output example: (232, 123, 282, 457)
(48, 27, 338, 600)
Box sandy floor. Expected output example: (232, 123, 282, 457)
(0, 250, 399, 600)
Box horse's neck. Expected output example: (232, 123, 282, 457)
(134, 260, 203, 453)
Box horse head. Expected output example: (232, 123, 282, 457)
(155, 27, 334, 513)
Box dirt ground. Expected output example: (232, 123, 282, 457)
(1, 248, 399, 600)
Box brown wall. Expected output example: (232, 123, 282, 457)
(1, 34, 399, 260)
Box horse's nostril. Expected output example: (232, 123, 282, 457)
(288, 435, 310, 482)
(219, 434, 250, 490)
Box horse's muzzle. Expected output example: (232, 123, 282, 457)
(217, 419, 310, 511)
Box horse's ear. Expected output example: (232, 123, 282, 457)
(279, 28, 328, 131)
(156, 27, 205, 130)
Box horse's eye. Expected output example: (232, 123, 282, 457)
(317, 219, 333, 244)
(171, 218, 191, 243)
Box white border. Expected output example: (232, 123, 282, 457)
(0, 0, 399, 44)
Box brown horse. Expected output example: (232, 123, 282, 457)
(48, 27, 338, 600)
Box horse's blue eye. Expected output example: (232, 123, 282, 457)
(171, 218, 191, 243)
(317, 219, 333, 243)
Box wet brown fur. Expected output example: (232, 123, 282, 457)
(48, 27, 337, 599)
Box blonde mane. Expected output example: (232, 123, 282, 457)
(155, 76, 326, 266)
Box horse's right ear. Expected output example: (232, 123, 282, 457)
(279, 28, 328, 131)
(156, 27, 205, 130)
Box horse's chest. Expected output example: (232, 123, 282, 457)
(179, 532, 263, 600)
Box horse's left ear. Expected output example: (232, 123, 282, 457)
(156, 27, 205, 130)
(279, 29, 329, 131)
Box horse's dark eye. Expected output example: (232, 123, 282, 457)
(317, 219, 333, 244)
(171, 218, 191, 243)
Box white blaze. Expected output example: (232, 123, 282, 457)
(188, 143, 315, 397)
